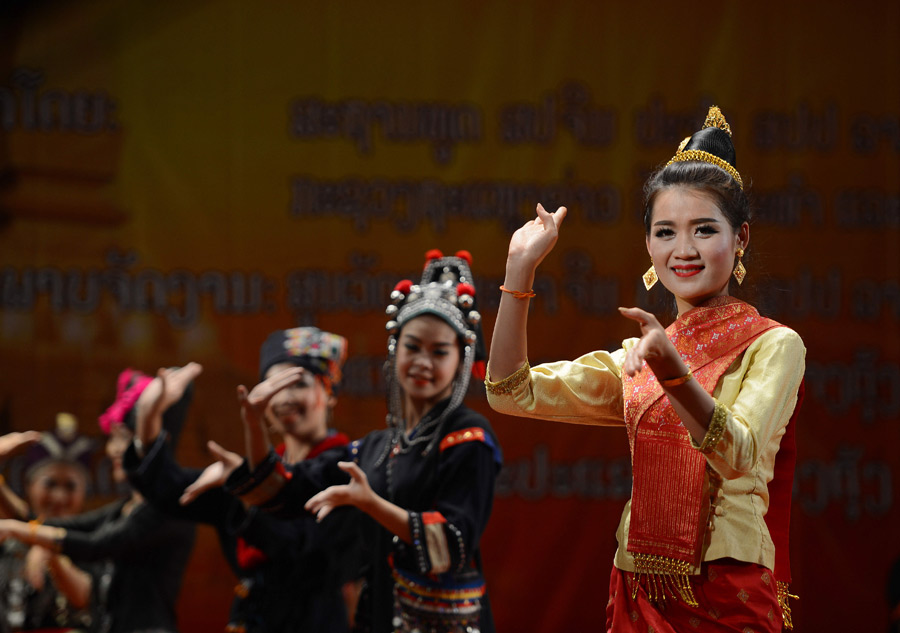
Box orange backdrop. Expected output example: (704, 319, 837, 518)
(1, 1, 898, 631)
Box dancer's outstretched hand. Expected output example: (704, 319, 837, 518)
(507, 203, 568, 271)
(619, 307, 686, 380)
(136, 363, 203, 445)
(180, 441, 243, 505)
(238, 365, 305, 468)
(24, 545, 51, 589)
(304, 462, 373, 522)
(0, 431, 41, 459)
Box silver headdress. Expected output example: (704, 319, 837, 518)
(377, 249, 485, 464)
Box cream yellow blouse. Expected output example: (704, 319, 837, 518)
(486, 326, 806, 573)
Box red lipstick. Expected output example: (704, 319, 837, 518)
(672, 265, 703, 278)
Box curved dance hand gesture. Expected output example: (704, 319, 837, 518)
(489, 204, 568, 381)
(0, 431, 41, 459)
(179, 366, 305, 503)
(304, 462, 375, 523)
(238, 366, 305, 468)
(507, 203, 568, 272)
(619, 307, 719, 445)
(180, 441, 243, 506)
(137, 363, 204, 446)
(618, 307, 687, 380)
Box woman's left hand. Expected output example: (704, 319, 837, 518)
(0, 431, 42, 460)
(180, 441, 243, 506)
(0, 519, 12, 542)
(0, 518, 25, 544)
(304, 462, 373, 522)
(619, 307, 687, 379)
(24, 545, 51, 589)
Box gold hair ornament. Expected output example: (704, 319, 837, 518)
(703, 106, 733, 136)
(665, 106, 743, 190)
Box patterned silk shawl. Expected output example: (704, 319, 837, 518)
(622, 297, 781, 575)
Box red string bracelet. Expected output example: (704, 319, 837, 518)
(500, 285, 536, 300)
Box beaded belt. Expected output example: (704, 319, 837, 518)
(391, 565, 485, 633)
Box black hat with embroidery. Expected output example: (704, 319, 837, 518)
(258, 327, 349, 394)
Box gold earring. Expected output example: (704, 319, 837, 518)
(733, 248, 746, 285)
(643, 260, 658, 290)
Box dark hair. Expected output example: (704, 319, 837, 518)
(642, 161, 751, 235)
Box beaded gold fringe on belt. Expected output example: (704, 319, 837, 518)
(630, 553, 699, 607)
(777, 580, 798, 630)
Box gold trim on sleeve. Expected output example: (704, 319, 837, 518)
(699, 400, 728, 454)
(484, 360, 531, 395)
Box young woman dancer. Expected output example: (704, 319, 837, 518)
(486, 108, 804, 632)
(0, 374, 196, 633)
(181, 250, 502, 633)
(127, 328, 358, 633)
(0, 421, 95, 632)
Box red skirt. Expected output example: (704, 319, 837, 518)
(606, 559, 783, 632)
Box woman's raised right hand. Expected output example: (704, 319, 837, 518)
(238, 366, 305, 468)
(507, 203, 568, 272)
(136, 363, 203, 445)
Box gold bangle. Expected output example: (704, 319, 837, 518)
(28, 517, 43, 538)
(499, 285, 536, 300)
(659, 369, 693, 388)
(485, 360, 531, 396)
(699, 401, 728, 454)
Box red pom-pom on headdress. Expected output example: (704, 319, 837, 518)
(454, 250, 473, 265)
(394, 279, 413, 295)
(456, 283, 476, 298)
(424, 249, 444, 262)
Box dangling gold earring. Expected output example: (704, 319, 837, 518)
(643, 259, 658, 290)
(733, 248, 746, 285)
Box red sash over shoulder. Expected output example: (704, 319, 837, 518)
(621, 297, 783, 604)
